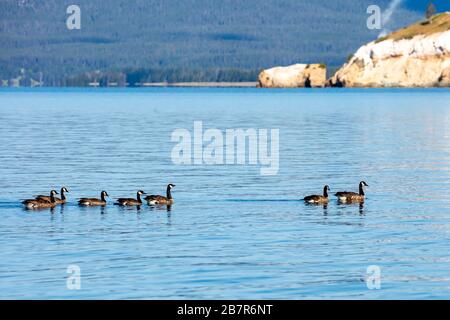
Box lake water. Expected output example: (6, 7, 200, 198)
(0, 88, 449, 299)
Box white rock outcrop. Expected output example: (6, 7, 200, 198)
(329, 27, 450, 87)
(258, 64, 326, 88)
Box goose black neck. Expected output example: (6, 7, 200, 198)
(323, 186, 329, 198)
(101, 193, 106, 202)
(359, 183, 365, 196)
(167, 185, 172, 200)
(50, 193, 56, 203)
(60, 188, 66, 200)
(136, 192, 142, 203)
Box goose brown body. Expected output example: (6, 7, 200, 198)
(145, 184, 175, 205)
(335, 181, 368, 202)
(115, 190, 146, 206)
(36, 187, 69, 204)
(23, 190, 59, 210)
(78, 191, 109, 206)
(304, 185, 330, 204)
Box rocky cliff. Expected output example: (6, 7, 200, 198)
(258, 64, 327, 88)
(329, 13, 450, 88)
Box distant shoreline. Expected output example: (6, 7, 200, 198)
(136, 82, 259, 88)
(0, 82, 260, 88)
(1, 85, 449, 90)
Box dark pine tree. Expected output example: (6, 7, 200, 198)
(426, 2, 437, 20)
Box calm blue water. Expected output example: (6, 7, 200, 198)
(0, 88, 449, 299)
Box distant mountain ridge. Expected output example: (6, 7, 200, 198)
(0, 0, 430, 85)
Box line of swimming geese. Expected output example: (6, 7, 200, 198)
(21, 181, 369, 210)
(22, 184, 176, 210)
(303, 181, 369, 204)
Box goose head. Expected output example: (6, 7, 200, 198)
(323, 185, 330, 196)
(359, 181, 369, 196)
(101, 191, 109, 198)
(360, 181, 369, 188)
(61, 187, 69, 193)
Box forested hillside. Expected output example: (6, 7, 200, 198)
(0, 0, 426, 85)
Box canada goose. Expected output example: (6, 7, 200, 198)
(304, 185, 330, 204)
(36, 187, 69, 204)
(23, 190, 59, 210)
(145, 184, 175, 205)
(78, 191, 109, 207)
(335, 181, 369, 202)
(114, 190, 146, 206)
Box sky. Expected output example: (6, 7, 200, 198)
(405, 0, 450, 12)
